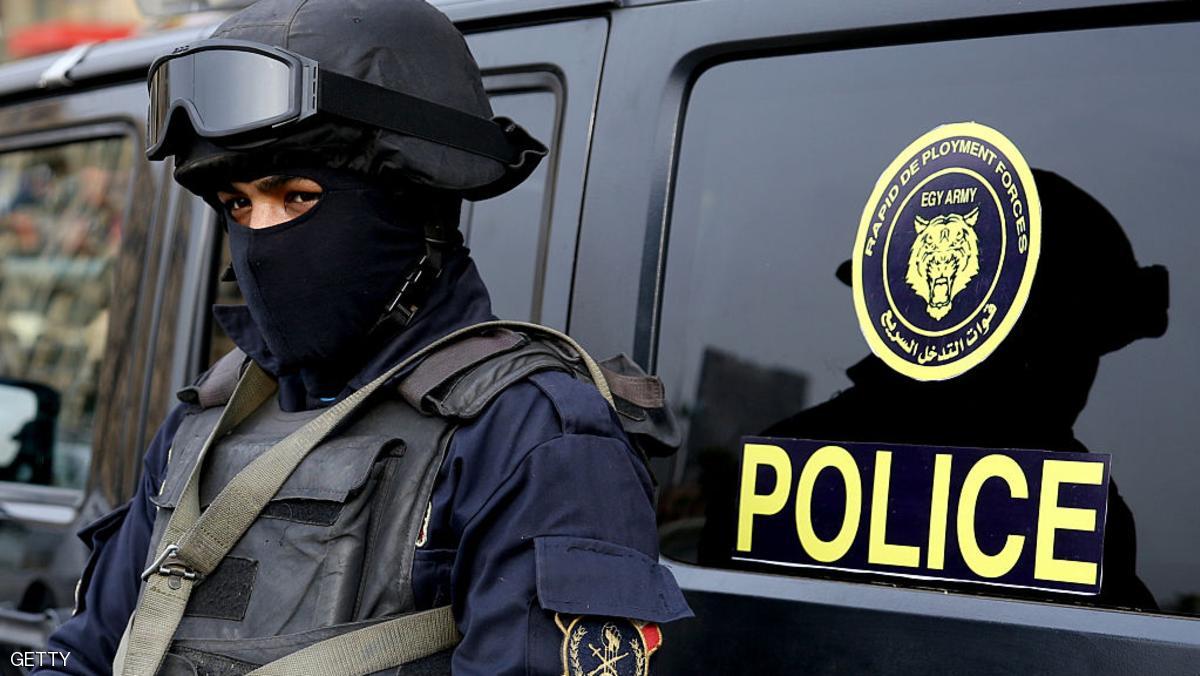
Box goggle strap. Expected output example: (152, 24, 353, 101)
(319, 70, 517, 166)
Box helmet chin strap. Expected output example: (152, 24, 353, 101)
(368, 220, 462, 337)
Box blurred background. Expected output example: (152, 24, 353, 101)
(0, 0, 140, 63)
(0, 0, 250, 63)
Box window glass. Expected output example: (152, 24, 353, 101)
(657, 22, 1200, 615)
(207, 239, 240, 368)
(461, 89, 557, 321)
(0, 137, 133, 489)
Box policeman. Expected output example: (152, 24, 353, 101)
(37, 1, 690, 674)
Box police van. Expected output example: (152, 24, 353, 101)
(1, 0, 1198, 673)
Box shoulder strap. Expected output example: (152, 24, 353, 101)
(246, 606, 459, 676)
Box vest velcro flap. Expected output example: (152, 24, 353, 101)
(150, 435, 402, 509)
(596, 353, 681, 458)
(533, 536, 693, 623)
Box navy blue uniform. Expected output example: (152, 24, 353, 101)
(38, 254, 690, 675)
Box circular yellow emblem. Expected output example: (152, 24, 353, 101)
(852, 122, 1041, 380)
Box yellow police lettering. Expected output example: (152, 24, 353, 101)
(957, 455, 1027, 578)
(736, 443, 793, 552)
(796, 445, 861, 563)
(1035, 459, 1104, 585)
(868, 450, 920, 568)
(926, 454, 953, 570)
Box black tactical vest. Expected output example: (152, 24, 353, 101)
(146, 393, 448, 675)
(132, 326, 675, 675)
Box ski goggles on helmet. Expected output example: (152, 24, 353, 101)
(147, 39, 521, 165)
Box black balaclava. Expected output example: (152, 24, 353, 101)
(160, 0, 545, 395)
(216, 167, 427, 389)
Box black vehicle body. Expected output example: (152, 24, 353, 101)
(0, 0, 1197, 673)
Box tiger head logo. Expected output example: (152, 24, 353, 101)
(906, 206, 981, 320)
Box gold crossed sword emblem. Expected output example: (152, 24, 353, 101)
(587, 624, 629, 675)
(558, 615, 653, 676)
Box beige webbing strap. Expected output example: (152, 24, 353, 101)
(246, 605, 459, 676)
(117, 363, 277, 676)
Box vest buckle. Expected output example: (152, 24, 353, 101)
(141, 544, 201, 589)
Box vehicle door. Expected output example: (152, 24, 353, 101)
(0, 76, 173, 650)
(573, 1, 1200, 672)
(459, 17, 607, 330)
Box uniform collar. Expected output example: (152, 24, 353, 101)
(214, 248, 496, 412)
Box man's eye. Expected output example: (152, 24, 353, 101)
(222, 196, 251, 213)
(286, 191, 321, 204)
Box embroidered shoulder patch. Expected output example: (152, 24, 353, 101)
(556, 614, 661, 676)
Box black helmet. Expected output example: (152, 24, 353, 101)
(1018, 169, 1168, 356)
(160, 0, 546, 200)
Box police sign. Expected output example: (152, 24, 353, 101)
(734, 437, 1109, 594)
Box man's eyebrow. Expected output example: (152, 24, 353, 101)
(250, 175, 297, 192)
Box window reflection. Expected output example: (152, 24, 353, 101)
(0, 137, 133, 489)
(656, 23, 1200, 615)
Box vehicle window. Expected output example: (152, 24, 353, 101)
(207, 240, 239, 368)
(656, 22, 1200, 616)
(0, 137, 133, 489)
(461, 89, 558, 322)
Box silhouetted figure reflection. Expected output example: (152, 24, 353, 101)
(701, 170, 1168, 610)
(0, 378, 59, 486)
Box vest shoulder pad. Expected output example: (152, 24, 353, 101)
(175, 347, 248, 408)
(399, 328, 572, 419)
(398, 324, 680, 458)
